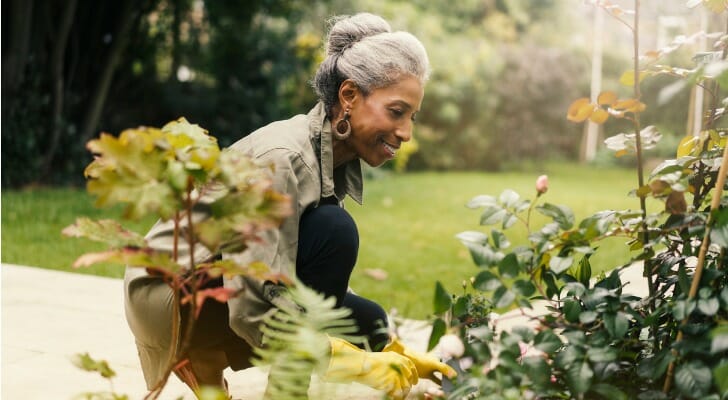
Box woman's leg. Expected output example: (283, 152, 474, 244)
(341, 292, 390, 351)
(296, 204, 359, 307)
(296, 204, 389, 349)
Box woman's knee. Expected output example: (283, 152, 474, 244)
(301, 205, 358, 249)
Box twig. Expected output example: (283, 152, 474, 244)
(663, 139, 728, 394)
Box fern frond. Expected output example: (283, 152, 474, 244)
(253, 281, 362, 400)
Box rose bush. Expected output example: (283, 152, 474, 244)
(429, 2, 728, 399)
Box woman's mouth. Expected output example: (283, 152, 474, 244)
(382, 140, 397, 157)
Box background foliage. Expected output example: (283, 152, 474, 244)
(2, 1, 709, 187)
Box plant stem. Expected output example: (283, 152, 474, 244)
(628, 0, 657, 345)
(663, 137, 728, 394)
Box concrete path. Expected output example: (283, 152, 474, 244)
(1, 264, 437, 400)
(2, 262, 648, 400)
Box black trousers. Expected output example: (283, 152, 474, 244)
(185, 203, 390, 368)
(296, 203, 390, 351)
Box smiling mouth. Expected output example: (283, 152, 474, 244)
(382, 140, 398, 157)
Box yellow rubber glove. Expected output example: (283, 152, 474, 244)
(324, 336, 418, 399)
(383, 337, 457, 383)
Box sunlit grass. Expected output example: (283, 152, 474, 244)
(346, 164, 656, 319)
(1, 163, 656, 319)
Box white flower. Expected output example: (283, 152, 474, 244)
(438, 334, 465, 359)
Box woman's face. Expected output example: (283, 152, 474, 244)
(347, 75, 424, 167)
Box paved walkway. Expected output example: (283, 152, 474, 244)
(1, 264, 438, 400)
(2, 262, 648, 400)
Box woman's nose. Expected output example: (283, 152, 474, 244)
(395, 122, 412, 142)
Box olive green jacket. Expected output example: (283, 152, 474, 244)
(124, 102, 363, 388)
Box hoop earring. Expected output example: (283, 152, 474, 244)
(334, 109, 351, 140)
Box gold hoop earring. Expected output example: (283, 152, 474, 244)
(334, 109, 351, 140)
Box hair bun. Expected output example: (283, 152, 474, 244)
(326, 13, 391, 56)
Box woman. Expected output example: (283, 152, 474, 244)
(124, 12, 454, 399)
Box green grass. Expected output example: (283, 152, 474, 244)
(2, 164, 651, 319)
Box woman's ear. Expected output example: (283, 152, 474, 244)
(338, 79, 360, 109)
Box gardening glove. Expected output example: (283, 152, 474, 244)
(324, 336, 418, 399)
(383, 337, 457, 384)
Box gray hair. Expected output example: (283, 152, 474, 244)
(312, 13, 430, 112)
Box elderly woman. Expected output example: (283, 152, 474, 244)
(124, 12, 454, 399)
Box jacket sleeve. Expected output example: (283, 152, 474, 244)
(225, 147, 317, 347)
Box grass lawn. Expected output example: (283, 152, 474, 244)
(2, 163, 651, 319)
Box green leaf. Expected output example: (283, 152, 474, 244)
(563, 299, 582, 323)
(579, 311, 598, 324)
(576, 255, 592, 286)
(473, 270, 502, 291)
(512, 279, 536, 297)
(498, 189, 520, 208)
(433, 281, 452, 314)
(711, 325, 728, 354)
(490, 230, 510, 249)
(713, 361, 728, 395)
(710, 208, 728, 247)
(62, 217, 146, 248)
(674, 360, 712, 398)
(462, 241, 499, 267)
(497, 253, 520, 278)
(456, 230, 489, 245)
(549, 256, 573, 274)
(502, 212, 518, 229)
(453, 296, 470, 318)
(566, 360, 593, 395)
(522, 356, 550, 386)
(427, 318, 447, 351)
(590, 383, 628, 400)
(467, 195, 497, 209)
(637, 349, 674, 380)
(604, 311, 630, 339)
(697, 297, 720, 316)
(586, 346, 617, 363)
(534, 330, 563, 353)
(493, 286, 516, 309)
(72, 352, 117, 379)
(536, 203, 575, 230)
(480, 205, 507, 226)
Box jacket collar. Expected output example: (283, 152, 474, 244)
(308, 102, 363, 205)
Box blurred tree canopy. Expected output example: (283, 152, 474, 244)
(2, 0, 697, 187)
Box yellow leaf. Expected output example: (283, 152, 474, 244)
(589, 108, 609, 124)
(704, 0, 728, 13)
(612, 99, 646, 113)
(597, 91, 617, 106)
(615, 149, 629, 158)
(644, 50, 661, 60)
(567, 98, 594, 122)
(677, 135, 699, 158)
(619, 70, 647, 86)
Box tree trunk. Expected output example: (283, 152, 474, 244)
(79, 1, 144, 143)
(2, 0, 35, 99)
(169, 0, 182, 82)
(38, 0, 78, 182)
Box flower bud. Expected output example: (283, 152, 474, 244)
(536, 175, 549, 195)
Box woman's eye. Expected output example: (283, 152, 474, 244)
(389, 108, 404, 118)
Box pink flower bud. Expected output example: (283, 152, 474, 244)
(536, 175, 549, 195)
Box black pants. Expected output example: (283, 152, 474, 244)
(296, 204, 390, 351)
(185, 204, 389, 369)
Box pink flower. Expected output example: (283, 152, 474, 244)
(536, 175, 549, 195)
